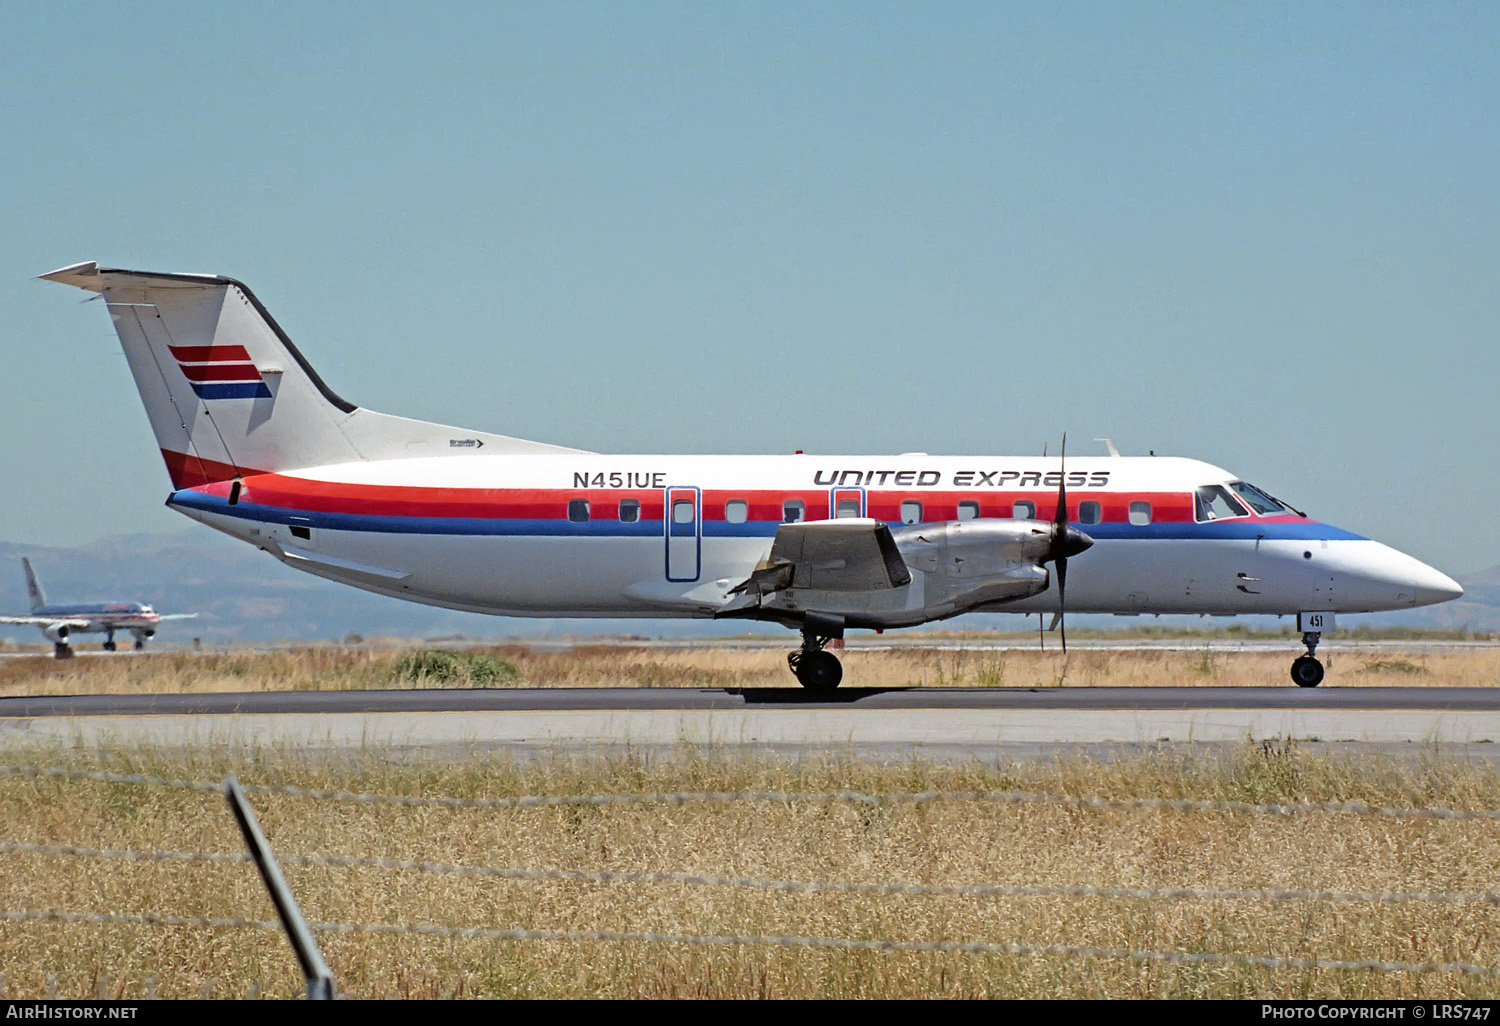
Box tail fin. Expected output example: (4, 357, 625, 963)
(21, 559, 45, 612)
(40, 262, 581, 487)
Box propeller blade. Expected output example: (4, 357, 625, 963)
(1053, 433, 1069, 534)
(1042, 433, 1084, 654)
(1057, 555, 1068, 653)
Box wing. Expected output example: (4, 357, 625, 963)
(0, 617, 91, 628)
(727, 518, 911, 600)
(154, 614, 199, 621)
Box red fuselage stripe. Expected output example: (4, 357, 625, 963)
(190, 472, 1217, 526)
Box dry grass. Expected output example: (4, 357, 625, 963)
(1, 642, 1498, 697)
(1, 744, 1500, 998)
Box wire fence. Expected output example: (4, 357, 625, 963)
(5, 762, 1500, 821)
(6, 839, 1500, 909)
(2, 907, 1494, 978)
(4, 762, 1500, 992)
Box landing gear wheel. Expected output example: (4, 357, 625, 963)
(53, 643, 73, 660)
(795, 650, 843, 691)
(1290, 656, 1325, 688)
(103, 641, 116, 652)
(133, 640, 145, 651)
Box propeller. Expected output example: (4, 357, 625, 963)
(1040, 434, 1095, 652)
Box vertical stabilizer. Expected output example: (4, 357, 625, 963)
(39, 262, 582, 488)
(21, 559, 45, 612)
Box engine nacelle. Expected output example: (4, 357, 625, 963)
(131, 628, 156, 642)
(890, 519, 1054, 616)
(42, 624, 70, 643)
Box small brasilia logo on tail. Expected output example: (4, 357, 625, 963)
(167, 344, 272, 399)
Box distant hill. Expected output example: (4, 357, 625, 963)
(0, 530, 1494, 646)
(0, 530, 751, 645)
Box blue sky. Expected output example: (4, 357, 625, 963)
(1, 2, 1495, 577)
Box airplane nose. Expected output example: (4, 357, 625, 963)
(1411, 565, 1463, 607)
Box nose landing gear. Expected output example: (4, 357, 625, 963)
(788, 613, 844, 691)
(1290, 613, 1328, 687)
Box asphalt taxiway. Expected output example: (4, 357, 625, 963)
(2, 686, 1498, 760)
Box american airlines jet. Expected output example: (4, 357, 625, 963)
(0, 557, 195, 658)
(41, 261, 1462, 688)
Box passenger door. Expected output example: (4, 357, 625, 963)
(664, 486, 701, 582)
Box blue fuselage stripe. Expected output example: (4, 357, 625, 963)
(169, 491, 1369, 543)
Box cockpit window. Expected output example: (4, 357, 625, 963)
(1195, 486, 1249, 522)
(1228, 481, 1286, 516)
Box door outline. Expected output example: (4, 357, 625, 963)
(664, 486, 702, 582)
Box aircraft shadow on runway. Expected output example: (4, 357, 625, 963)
(726, 687, 915, 705)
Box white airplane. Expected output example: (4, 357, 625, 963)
(0, 557, 196, 658)
(40, 261, 1462, 688)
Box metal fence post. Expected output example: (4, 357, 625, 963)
(224, 777, 335, 999)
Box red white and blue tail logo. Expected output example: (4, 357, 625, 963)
(168, 344, 272, 399)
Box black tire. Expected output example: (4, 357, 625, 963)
(134, 640, 146, 651)
(796, 651, 843, 691)
(103, 641, 116, 652)
(1290, 656, 1325, 688)
(53, 643, 73, 660)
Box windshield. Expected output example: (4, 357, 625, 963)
(1195, 485, 1249, 522)
(1228, 481, 1287, 516)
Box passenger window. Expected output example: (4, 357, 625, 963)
(900, 500, 923, 524)
(725, 500, 748, 524)
(1195, 486, 1250, 522)
(1128, 501, 1152, 526)
(618, 499, 640, 523)
(672, 499, 695, 524)
(1012, 501, 1035, 519)
(836, 498, 860, 518)
(783, 499, 805, 523)
(957, 500, 979, 521)
(568, 499, 590, 523)
(1078, 501, 1102, 525)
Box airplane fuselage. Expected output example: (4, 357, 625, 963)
(165, 452, 1459, 623)
(29, 604, 161, 634)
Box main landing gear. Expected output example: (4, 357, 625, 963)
(1291, 630, 1325, 688)
(103, 631, 116, 652)
(53, 642, 73, 660)
(788, 613, 844, 691)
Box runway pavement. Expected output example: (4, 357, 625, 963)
(2, 686, 1499, 760)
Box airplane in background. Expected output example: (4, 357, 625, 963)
(0, 558, 196, 658)
(40, 261, 1463, 688)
